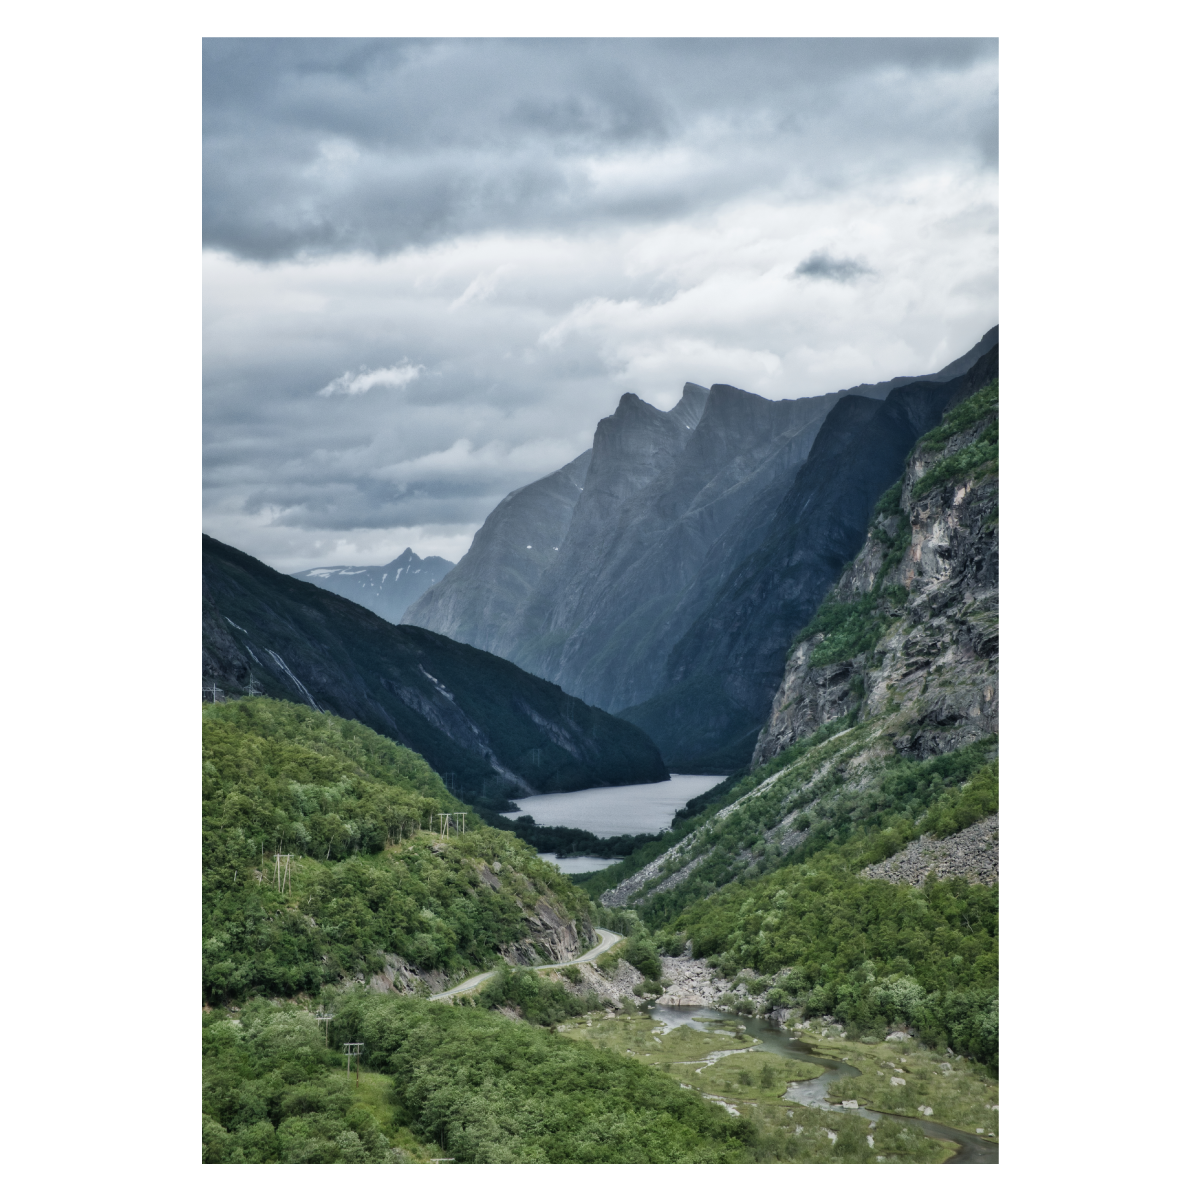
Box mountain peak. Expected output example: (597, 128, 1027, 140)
(671, 382, 710, 429)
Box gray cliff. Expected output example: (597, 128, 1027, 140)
(754, 369, 999, 765)
(402, 450, 592, 654)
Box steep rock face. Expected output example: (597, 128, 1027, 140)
(502, 896, 595, 966)
(402, 329, 997, 771)
(203, 535, 668, 808)
(291, 548, 453, 624)
(510, 383, 837, 712)
(635, 344, 999, 769)
(403, 450, 592, 654)
(754, 371, 999, 765)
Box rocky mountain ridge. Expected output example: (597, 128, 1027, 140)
(754, 375, 999, 764)
(588, 364, 1000, 914)
(291, 548, 454, 624)
(405, 328, 998, 771)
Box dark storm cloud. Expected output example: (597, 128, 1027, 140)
(795, 252, 874, 282)
(204, 37, 999, 262)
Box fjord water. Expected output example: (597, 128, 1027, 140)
(513, 774, 726, 837)
(652, 1006, 998, 1165)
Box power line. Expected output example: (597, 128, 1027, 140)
(342, 1042, 364, 1085)
(314, 1011, 333, 1047)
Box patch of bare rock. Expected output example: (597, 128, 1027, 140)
(859, 813, 998, 887)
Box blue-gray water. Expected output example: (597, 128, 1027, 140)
(512, 774, 726, 837)
(536, 853, 624, 874)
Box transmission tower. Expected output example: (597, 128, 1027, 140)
(343, 1042, 364, 1085)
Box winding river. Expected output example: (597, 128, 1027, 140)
(651, 1005, 998, 1164)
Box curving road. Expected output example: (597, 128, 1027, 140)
(429, 927, 622, 1000)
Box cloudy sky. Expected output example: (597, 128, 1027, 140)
(203, 37, 998, 573)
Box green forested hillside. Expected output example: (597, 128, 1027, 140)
(203, 698, 593, 1002)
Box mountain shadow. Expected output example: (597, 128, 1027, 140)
(203, 535, 668, 810)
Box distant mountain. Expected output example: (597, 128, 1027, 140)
(203, 535, 668, 810)
(291, 547, 454, 623)
(404, 328, 998, 770)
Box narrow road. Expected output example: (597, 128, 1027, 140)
(429, 927, 622, 1000)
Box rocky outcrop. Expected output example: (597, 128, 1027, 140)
(754, 359, 999, 766)
(501, 899, 595, 966)
(860, 813, 998, 887)
(658, 952, 725, 1007)
(367, 954, 451, 996)
(553, 959, 647, 1008)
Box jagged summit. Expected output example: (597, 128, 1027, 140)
(405, 327, 998, 769)
(291, 546, 454, 623)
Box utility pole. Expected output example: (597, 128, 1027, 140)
(273, 853, 293, 893)
(343, 1042, 363, 1085)
(315, 1011, 333, 1047)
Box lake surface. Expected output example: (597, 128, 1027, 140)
(511, 774, 727, 837)
(536, 853, 624, 874)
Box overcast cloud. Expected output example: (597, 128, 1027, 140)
(203, 37, 998, 572)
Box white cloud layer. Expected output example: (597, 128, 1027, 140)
(319, 362, 423, 396)
(203, 39, 998, 572)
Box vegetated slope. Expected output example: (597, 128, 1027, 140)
(621, 342, 999, 770)
(202, 698, 598, 1003)
(404, 330, 996, 774)
(291, 548, 454, 624)
(203, 535, 667, 810)
(202, 996, 744, 1165)
(586, 374, 1001, 1064)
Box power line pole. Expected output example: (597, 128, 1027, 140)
(314, 1011, 333, 1047)
(343, 1042, 363, 1085)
